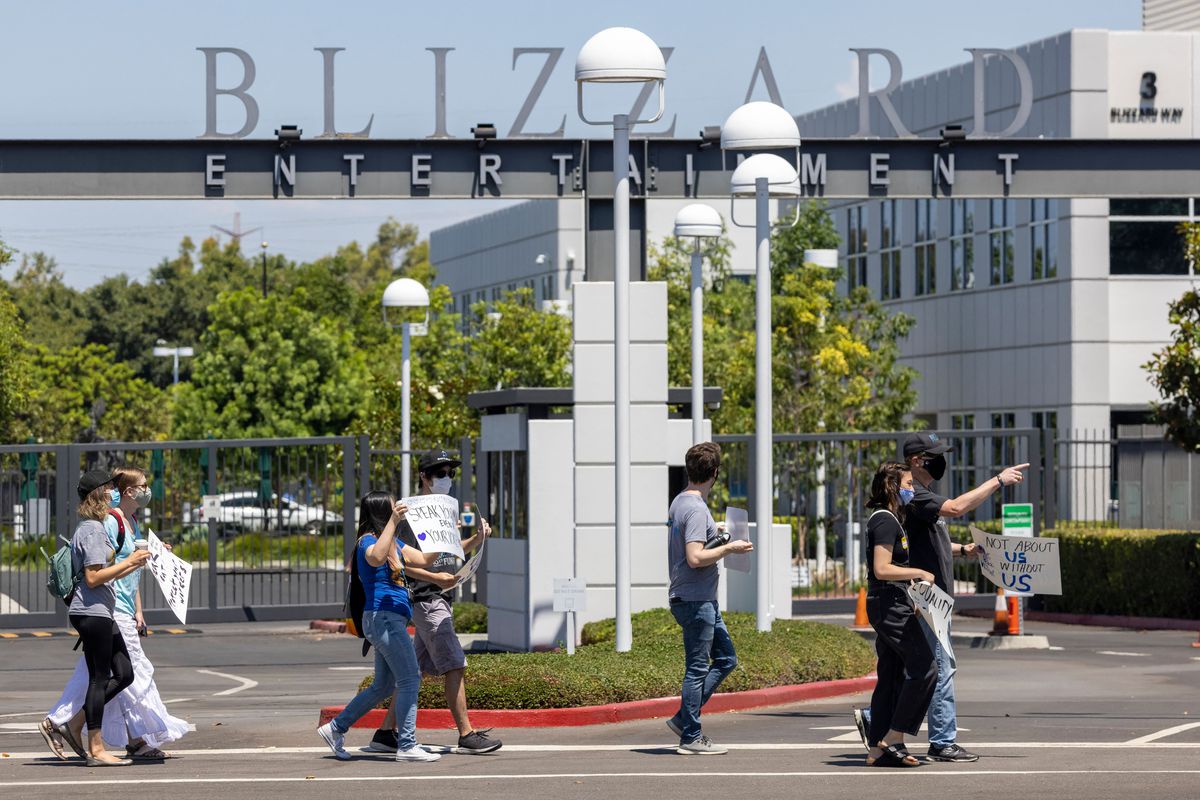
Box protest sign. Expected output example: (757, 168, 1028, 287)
(402, 495, 464, 559)
(452, 533, 486, 585)
(970, 525, 1062, 595)
(723, 506, 751, 573)
(146, 529, 192, 624)
(905, 579, 956, 674)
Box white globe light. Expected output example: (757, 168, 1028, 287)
(575, 27, 666, 83)
(673, 204, 723, 238)
(730, 153, 801, 198)
(720, 102, 801, 150)
(803, 249, 840, 270)
(382, 278, 430, 308)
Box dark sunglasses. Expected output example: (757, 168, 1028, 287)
(427, 468, 457, 479)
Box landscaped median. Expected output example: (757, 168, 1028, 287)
(318, 608, 876, 729)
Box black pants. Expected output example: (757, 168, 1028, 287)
(866, 585, 937, 742)
(69, 614, 133, 731)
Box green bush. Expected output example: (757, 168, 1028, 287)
(1037, 528, 1200, 619)
(357, 608, 874, 710)
(453, 601, 487, 634)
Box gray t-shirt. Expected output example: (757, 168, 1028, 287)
(668, 491, 719, 602)
(68, 519, 117, 618)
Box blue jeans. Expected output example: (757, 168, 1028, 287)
(331, 610, 420, 750)
(860, 616, 957, 747)
(670, 600, 738, 744)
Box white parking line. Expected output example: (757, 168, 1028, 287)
(3, 769, 1200, 788)
(196, 669, 258, 696)
(1096, 651, 1149, 657)
(1126, 722, 1200, 745)
(328, 666, 375, 671)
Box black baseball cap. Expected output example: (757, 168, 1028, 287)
(77, 469, 114, 499)
(417, 449, 461, 473)
(902, 432, 952, 458)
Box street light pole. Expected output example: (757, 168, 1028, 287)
(260, 241, 269, 299)
(401, 319, 412, 497)
(673, 204, 722, 446)
(753, 176, 772, 632)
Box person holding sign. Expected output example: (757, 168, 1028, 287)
(898, 431, 1028, 763)
(665, 442, 754, 755)
(318, 492, 444, 763)
(371, 450, 501, 756)
(856, 462, 938, 768)
(42, 466, 188, 764)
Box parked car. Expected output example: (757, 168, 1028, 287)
(183, 491, 343, 535)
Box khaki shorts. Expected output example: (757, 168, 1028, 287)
(412, 596, 467, 677)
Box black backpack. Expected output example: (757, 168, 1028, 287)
(345, 550, 371, 657)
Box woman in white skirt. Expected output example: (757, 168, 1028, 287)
(40, 466, 188, 762)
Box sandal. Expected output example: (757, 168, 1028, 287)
(39, 718, 67, 760)
(53, 721, 87, 759)
(869, 742, 920, 768)
(126, 744, 168, 761)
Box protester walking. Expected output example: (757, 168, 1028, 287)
(666, 442, 754, 755)
(44, 470, 153, 767)
(367, 449, 500, 755)
(317, 491, 443, 763)
(41, 466, 188, 763)
(856, 462, 938, 768)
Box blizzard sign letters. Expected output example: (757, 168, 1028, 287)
(969, 525, 1062, 595)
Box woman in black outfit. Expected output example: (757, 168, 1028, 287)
(861, 462, 938, 768)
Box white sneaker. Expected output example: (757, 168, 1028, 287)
(395, 746, 442, 763)
(677, 735, 728, 755)
(317, 722, 350, 761)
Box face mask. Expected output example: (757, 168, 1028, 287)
(431, 477, 453, 495)
(107, 488, 122, 508)
(923, 454, 947, 482)
(133, 488, 152, 508)
(899, 488, 915, 506)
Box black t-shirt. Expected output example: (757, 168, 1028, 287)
(866, 510, 909, 584)
(397, 519, 462, 604)
(905, 479, 954, 593)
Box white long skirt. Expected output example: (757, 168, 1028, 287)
(47, 611, 189, 749)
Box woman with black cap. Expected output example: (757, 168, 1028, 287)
(50, 470, 152, 766)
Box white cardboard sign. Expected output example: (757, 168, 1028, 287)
(905, 579, 956, 675)
(970, 525, 1062, 595)
(146, 529, 193, 624)
(723, 506, 751, 573)
(402, 495, 464, 559)
(452, 533, 486, 586)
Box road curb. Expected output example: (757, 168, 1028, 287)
(959, 608, 1200, 632)
(317, 675, 877, 730)
(310, 620, 348, 634)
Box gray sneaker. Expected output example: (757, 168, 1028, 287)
(317, 722, 350, 760)
(665, 716, 682, 739)
(677, 735, 728, 755)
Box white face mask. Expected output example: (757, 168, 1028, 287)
(431, 476, 453, 495)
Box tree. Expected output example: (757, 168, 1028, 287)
(469, 288, 572, 391)
(1145, 222, 1200, 450)
(0, 241, 28, 441)
(172, 287, 369, 438)
(1, 252, 91, 351)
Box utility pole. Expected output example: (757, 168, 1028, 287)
(260, 240, 269, 299)
(212, 212, 262, 248)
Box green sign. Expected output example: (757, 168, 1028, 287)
(1002, 503, 1034, 537)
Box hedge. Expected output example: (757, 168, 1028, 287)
(358, 608, 874, 710)
(1036, 528, 1200, 620)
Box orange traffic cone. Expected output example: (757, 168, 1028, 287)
(1192, 630, 1199, 648)
(853, 587, 869, 628)
(990, 589, 1009, 636)
(1007, 595, 1021, 636)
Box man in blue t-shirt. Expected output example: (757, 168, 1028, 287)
(665, 442, 754, 756)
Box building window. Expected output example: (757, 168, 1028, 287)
(880, 199, 901, 300)
(990, 411, 1016, 517)
(1108, 198, 1192, 275)
(541, 275, 555, 303)
(950, 414, 976, 504)
(950, 199, 974, 291)
(1030, 199, 1058, 280)
(486, 450, 528, 540)
(915, 199, 936, 296)
(846, 205, 868, 290)
(1032, 410, 1058, 432)
(989, 199, 1015, 285)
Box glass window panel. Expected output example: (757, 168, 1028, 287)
(1110, 198, 1189, 217)
(990, 233, 1002, 284)
(1046, 222, 1058, 278)
(1109, 221, 1187, 274)
(1003, 231, 1014, 283)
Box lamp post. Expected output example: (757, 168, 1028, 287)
(382, 278, 431, 497)
(260, 240, 270, 299)
(152, 340, 195, 386)
(723, 102, 802, 633)
(673, 204, 723, 445)
(575, 27, 666, 654)
(802, 249, 841, 580)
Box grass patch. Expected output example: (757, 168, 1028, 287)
(356, 608, 874, 710)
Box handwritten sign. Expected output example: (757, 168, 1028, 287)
(905, 579, 956, 675)
(723, 506, 751, 573)
(452, 533, 486, 586)
(402, 495, 464, 559)
(146, 529, 193, 624)
(970, 525, 1062, 595)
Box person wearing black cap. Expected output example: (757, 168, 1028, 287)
(856, 433, 1028, 763)
(54, 470, 153, 766)
(367, 449, 500, 755)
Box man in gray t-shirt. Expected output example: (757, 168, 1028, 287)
(665, 442, 754, 756)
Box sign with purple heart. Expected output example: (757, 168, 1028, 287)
(402, 495, 463, 559)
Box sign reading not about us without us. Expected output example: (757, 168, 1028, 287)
(970, 525, 1062, 596)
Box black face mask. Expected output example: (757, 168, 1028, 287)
(923, 454, 947, 481)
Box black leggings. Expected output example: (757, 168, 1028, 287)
(69, 615, 133, 731)
(866, 585, 937, 742)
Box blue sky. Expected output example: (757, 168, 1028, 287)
(0, 0, 1139, 287)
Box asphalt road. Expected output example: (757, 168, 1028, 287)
(1, 617, 1197, 800)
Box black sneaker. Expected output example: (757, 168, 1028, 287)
(456, 728, 502, 754)
(364, 728, 398, 753)
(927, 743, 980, 762)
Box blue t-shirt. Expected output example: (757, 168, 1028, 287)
(103, 513, 140, 618)
(356, 534, 412, 618)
